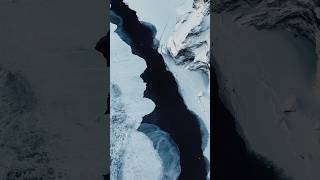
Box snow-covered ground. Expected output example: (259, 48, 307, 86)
(123, 0, 211, 175)
(123, 0, 194, 45)
(110, 23, 162, 180)
(122, 131, 162, 180)
(161, 1, 210, 73)
(139, 123, 181, 180)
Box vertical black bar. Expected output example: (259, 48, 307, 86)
(0, 0, 109, 179)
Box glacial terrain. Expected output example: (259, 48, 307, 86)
(124, 0, 211, 168)
(110, 0, 210, 179)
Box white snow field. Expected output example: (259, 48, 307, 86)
(110, 23, 164, 180)
(139, 123, 181, 180)
(122, 131, 163, 180)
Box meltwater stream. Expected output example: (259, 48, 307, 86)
(110, 0, 208, 179)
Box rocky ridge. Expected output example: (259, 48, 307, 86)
(161, 0, 210, 75)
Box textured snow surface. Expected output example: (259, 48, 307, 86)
(122, 131, 162, 180)
(110, 23, 162, 180)
(139, 123, 181, 180)
(123, 0, 193, 45)
(161, 0, 210, 73)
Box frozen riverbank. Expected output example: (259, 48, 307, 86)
(110, 0, 208, 179)
(123, 0, 211, 171)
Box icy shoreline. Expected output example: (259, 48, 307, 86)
(110, 0, 208, 178)
(110, 22, 163, 180)
(123, 0, 211, 176)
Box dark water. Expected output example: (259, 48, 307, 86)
(110, 0, 208, 179)
(211, 64, 291, 180)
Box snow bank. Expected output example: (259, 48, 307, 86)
(139, 123, 181, 180)
(110, 23, 162, 180)
(122, 131, 162, 180)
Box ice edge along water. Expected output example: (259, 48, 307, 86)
(110, 21, 182, 180)
(124, 0, 211, 176)
(110, 23, 163, 180)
